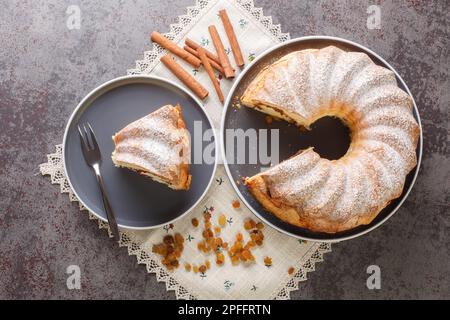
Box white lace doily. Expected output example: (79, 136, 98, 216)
(40, 0, 331, 300)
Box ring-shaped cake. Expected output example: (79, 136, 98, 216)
(242, 45, 419, 233)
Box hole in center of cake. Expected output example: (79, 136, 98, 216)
(306, 116, 351, 160)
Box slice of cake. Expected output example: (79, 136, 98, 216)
(111, 104, 191, 190)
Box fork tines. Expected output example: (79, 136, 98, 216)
(78, 123, 98, 151)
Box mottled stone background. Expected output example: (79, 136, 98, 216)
(0, 0, 448, 299)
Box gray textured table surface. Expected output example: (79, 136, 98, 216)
(1, 0, 449, 299)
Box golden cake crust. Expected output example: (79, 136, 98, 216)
(112, 104, 191, 190)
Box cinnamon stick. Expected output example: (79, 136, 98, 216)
(218, 9, 244, 67)
(197, 47, 224, 103)
(185, 38, 221, 65)
(208, 25, 235, 78)
(151, 31, 201, 68)
(184, 45, 225, 75)
(160, 54, 208, 100)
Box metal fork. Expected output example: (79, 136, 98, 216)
(78, 123, 120, 240)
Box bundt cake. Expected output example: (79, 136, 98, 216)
(242, 45, 419, 233)
(111, 104, 191, 190)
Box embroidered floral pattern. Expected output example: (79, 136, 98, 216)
(224, 280, 235, 291)
(201, 36, 210, 47)
(239, 18, 249, 29)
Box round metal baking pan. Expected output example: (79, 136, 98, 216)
(220, 36, 423, 242)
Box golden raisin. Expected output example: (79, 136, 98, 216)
(193, 265, 199, 273)
(214, 226, 221, 235)
(256, 222, 264, 230)
(242, 249, 252, 260)
(257, 230, 264, 239)
(199, 265, 207, 273)
(204, 229, 211, 238)
(184, 263, 191, 272)
(166, 245, 174, 255)
(264, 256, 272, 267)
(222, 242, 228, 250)
(232, 200, 241, 209)
(244, 220, 252, 230)
(205, 260, 211, 269)
(203, 212, 211, 221)
(174, 233, 184, 245)
(236, 232, 243, 242)
(163, 235, 174, 245)
(191, 218, 199, 227)
(218, 214, 227, 227)
(288, 267, 295, 275)
(153, 232, 186, 272)
(216, 252, 225, 265)
(152, 244, 167, 255)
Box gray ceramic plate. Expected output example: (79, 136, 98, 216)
(221, 36, 423, 242)
(63, 75, 217, 230)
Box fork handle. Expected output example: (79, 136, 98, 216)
(93, 165, 120, 240)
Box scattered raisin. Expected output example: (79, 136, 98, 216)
(153, 233, 186, 271)
(184, 263, 191, 272)
(163, 235, 174, 245)
(216, 252, 225, 265)
(288, 267, 295, 275)
(191, 218, 199, 227)
(244, 220, 252, 230)
(242, 249, 253, 261)
(215, 237, 223, 248)
(232, 200, 241, 209)
(203, 212, 212, 221)
(218, 214, 227, 227)
(264, 256, 272, 267)
(174, 233, 184, 245)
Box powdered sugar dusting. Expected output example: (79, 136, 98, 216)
(111, 105, 190, 184)
(243, 45, 419, 232)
